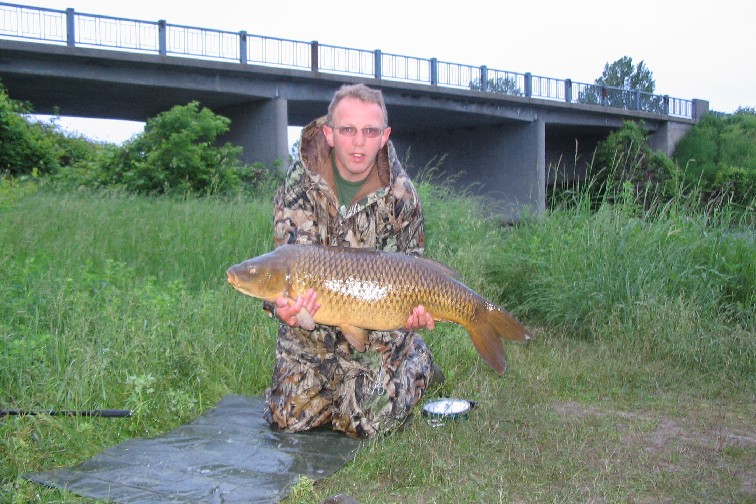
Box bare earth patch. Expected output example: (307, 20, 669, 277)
(552, 400, 756, 501)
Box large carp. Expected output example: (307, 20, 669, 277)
(227, 244, 532, 374)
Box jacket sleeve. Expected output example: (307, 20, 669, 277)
(385, 143, 426, 258)
(395, 179, 426, 257)
(273, 162, 322, 247)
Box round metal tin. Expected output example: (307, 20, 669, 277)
(422, 398, 474, 419)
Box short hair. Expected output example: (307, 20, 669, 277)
(327, 83, 389, 127)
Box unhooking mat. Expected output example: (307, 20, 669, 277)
(26, 394, 363, 503)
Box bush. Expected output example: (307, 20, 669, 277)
(674, 111, 756, 206)
(714, 165, 756, 207)
(0, 82, 60, 176)
(103, 101, 249, 195)
(586, 121, 680, 207)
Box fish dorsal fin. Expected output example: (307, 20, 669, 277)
(413, 255, 461, 278)
(339, 324, 369, 352)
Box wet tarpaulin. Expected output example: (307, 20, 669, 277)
(26, 395, 363, 503)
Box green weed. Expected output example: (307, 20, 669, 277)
(1, 185, 753, 503)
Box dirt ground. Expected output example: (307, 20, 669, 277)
(552, 400, 756, 501)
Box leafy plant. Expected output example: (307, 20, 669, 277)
(0, 82, 60, 176)
(674, 111, 756, 207)
(469, 76, 522, 95)
(577, 56, 664, 113)
(580, 121, 680, 208)
(102, 101, 248, 195)
(595, 56, 655, 93)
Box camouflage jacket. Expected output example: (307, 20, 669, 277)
(265, 116, 432, 436)
(273, 116, 425, 253)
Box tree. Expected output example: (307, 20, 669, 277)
(596, 56, 655, 93)
(673, 112, 756, 207)
(578, 56, 664, 113)
(0, 80, 60, 176)
(107, 101, 247, 195)
(469, 76, 522, 96)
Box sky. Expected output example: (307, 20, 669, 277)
(19, 0, 756, 144)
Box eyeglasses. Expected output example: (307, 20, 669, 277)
(330, 126, 385, 138)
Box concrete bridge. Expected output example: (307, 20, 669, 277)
(0, 3, 709, 220)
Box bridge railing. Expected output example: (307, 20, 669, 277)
(0, 3, 66, 43)
(529, 74, 565, 101)
(248, 35, 310, 69)
(379, 51, 431, 84)
(315, 43, 375, 77)
(74, 11, 159, 53)
(0, 1, 695, 119)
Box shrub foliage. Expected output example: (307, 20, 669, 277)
(1, 82, 282, 195)
(104, 101, 251, 195)
(0, 82, 61, 176)
(570, 121, 680, 208)
(673, 111, 756, 207)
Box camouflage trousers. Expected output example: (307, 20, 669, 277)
(264, 324, 433, 438)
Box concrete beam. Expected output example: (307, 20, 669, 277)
(217, 98, 290, 167)
(393, 118, 545, 222)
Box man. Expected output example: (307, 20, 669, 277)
(263, 83, 437, 437)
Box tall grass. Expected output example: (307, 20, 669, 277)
(0, 189, 280, 497)
(1, 179, 753, 503)
(488, 184, 754, 378)
(1, 188, 274, 288)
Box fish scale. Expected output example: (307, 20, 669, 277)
(289, 246, 476, 328)
(227, 244, 532, 374)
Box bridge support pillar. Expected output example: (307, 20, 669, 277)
(394, 119, 545, 222)
(648, 121, 694, 157)
(217, 97, 289, 167)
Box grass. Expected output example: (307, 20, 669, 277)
(1, 180, 754, 503)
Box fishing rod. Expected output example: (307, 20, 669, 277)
(1, 409, 132, 417)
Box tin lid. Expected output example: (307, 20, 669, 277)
(422, 398, 475, 419)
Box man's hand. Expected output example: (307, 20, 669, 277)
(404, 305, 435, 331)
(275, 289, 320, 327)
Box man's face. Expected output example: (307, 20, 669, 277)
(323, 96, 391, 182)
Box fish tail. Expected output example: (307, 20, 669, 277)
(468, 305, 533, 375)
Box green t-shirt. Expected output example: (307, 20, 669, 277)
(332, 154, 366, 209)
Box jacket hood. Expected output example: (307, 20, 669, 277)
(297, 116, 393, 192)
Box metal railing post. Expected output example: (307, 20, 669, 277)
(480, 65, 488, 92)
(65, 8, 75, 47)
(635, 89, 641, 111)
(239, 31, 247, 64)
(565, 78, 572, 103)
(311, 40, 319, 72)
(430, 58, 438, 86)
(524, 72, 532, 97)
(158, 20, 166, 55)
(374, 49, 382, 79)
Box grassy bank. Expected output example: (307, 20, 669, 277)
(1, 184, 754, 502)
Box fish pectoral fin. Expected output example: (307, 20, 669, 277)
(295, 306, 316, 331)
(339, 325, 369, 352)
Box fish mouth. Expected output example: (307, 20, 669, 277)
(226, 269, 256, 298)
(226, 270, 240, 288)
